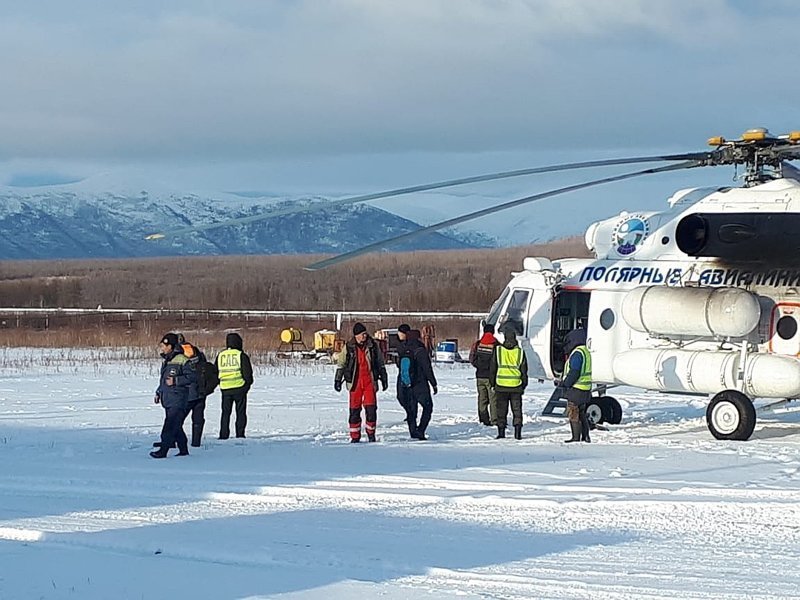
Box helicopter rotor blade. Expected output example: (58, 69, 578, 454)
(144, 152, 711, 240)
(304, 160, 702, 271)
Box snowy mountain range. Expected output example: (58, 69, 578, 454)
(0, 177, 496, 260)
(0, 168, 694, 260)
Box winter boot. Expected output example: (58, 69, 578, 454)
(367, 432, 376, 443)
(514, 425, 522, 440)
(496, 426, 506, 439)
(176, 440, 189, 456)
(580, 414, 592, 443)
(191, 423, 204, 447)
(149, 447, 169, 459)
(350, 437, 361, 443)
(565, 422, 581, 443)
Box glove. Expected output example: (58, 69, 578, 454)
(153, 394, 160, 404)
(381, 380, 388, 392)
(334, 380, 342, 392)
(432, 386, 438, 395)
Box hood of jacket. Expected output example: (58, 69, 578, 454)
(479, 332, 497, 345)
(563, 328, 587, 355)
(226, 332, 243, 350)
(501, 330, 519, 349)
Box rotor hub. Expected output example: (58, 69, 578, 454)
(706, 128, 800, 185)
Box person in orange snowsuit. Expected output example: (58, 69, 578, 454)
(334, 323, 388, 442)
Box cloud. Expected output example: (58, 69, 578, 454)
(0, 0, 798, 163)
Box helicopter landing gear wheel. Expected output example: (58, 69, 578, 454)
(586, 396, 623, 426)
(585, 399, 604, 426)
(706, 390, 756, 441)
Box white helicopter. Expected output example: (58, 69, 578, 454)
(148, 128, 800, 441)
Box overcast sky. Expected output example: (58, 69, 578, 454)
(1, 0, 799, 192)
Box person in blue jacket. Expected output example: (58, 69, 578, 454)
(558, 328, 592, 443)
(150, 332, 197, 458)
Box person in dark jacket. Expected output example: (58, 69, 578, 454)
(469, 323, 499, 426)
(177, 333, 217, 447)
(215, 332, 254, 440)
(403, 329, 438, 440)
(150, 332, 197, 458)
(558, 328, 592, 443)
(334, 323, 388, 442)
(395, 323, 413, 411)
(489, 324, 528, 440)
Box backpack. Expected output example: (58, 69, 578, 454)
(194, 353, 219, 397)
(398, 346, 416, 388)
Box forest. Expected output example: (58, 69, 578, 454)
(0, 238, 588, 349)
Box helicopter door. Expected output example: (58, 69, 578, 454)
(498, 288, 532, 337)
(769, 303, 800, 356)
(550, 289, 591, 376)
(486, 274, 556, 380)
(494, 287, 548, 378)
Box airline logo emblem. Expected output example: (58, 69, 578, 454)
(613, 215, 650, 256)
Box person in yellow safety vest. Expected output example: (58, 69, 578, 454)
(488, 323, 528, 440)
(559, 328, 592, 443)
(215, 332, 254, 439)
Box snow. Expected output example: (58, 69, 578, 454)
(2, 348, 800, 599)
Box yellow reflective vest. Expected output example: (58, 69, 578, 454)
(495, 345, 523, 388)
(564, 346, 592, 391)
(217, 348, 245, 389)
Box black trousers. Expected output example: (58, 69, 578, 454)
(398, 386, 417, 436)
(160, 404, 188, 451)
(495, 390, 523, 428)
(413, 386, 433, 435)
(182, 398, 206, 446)
(220, 388, 248, 439)
(399, 385, 433, 436)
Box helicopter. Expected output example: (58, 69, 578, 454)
(147, 127, 800, 441)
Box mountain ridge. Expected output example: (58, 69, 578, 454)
(0, 185, 496, 260)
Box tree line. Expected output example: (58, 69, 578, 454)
(0, 238, 588, 312)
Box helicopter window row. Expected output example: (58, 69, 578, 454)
(776, 315, 798, 340)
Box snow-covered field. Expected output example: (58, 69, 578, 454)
(2, 348, 800, 599)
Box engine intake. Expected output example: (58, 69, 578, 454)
(675, 212, 800, 259)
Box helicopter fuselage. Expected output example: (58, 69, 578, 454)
(485, 177, 800, 439)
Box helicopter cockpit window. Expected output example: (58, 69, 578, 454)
(485, 287, 510, 329)
(499, 289, 531, 336)
(776, 315, 798, 340)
